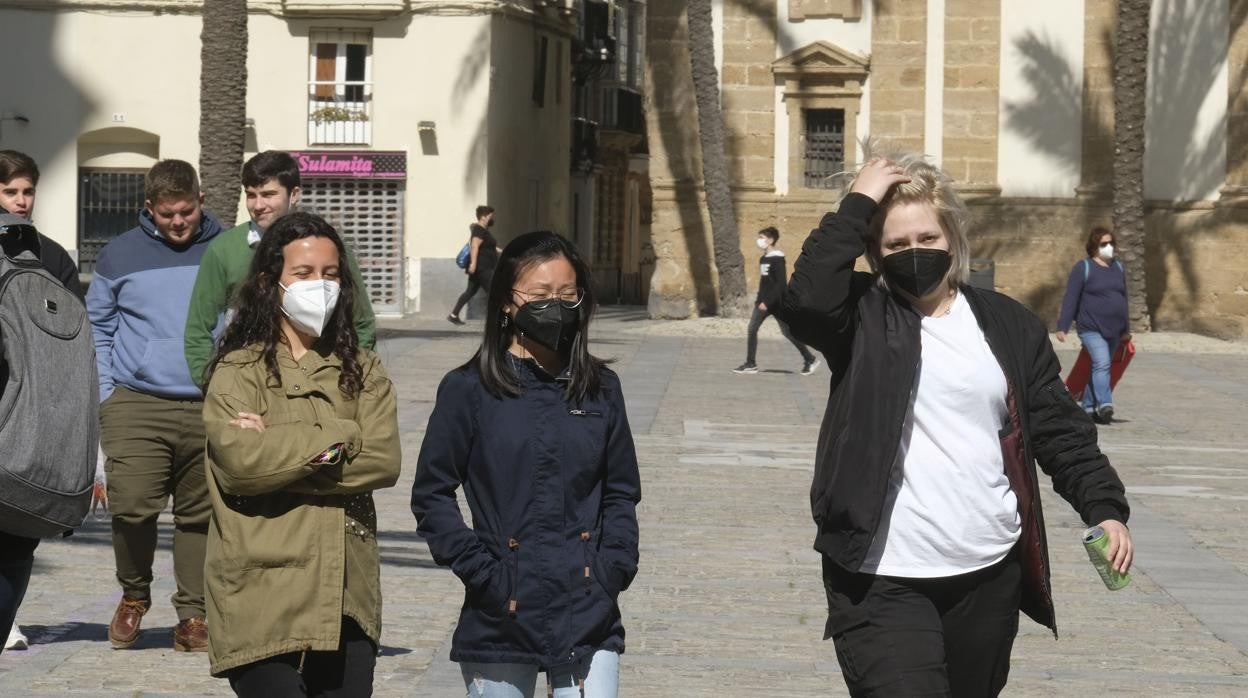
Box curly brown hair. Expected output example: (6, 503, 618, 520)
(207, 212, 363, 398)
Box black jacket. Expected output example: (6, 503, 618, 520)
(755, 250, 787, 308)
(778, 193, 1129, 632)
(410, 359, 641, 665)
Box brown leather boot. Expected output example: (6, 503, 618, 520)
(108, 596, 150, 649)
(173, 616, 209, 652)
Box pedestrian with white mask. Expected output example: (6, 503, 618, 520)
(733, 225, 819, 375)
(1056, 226, 1131, 423)
(202, 212, 400, 695)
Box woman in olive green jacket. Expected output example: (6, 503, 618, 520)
(202, 212, 401, 696)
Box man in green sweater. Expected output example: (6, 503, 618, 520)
(184, 151, 376, 387)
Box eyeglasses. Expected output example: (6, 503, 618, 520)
(513, 287, 586, 309)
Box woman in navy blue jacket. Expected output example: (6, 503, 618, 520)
(411, 231, 641, 698)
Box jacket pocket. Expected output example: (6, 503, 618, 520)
(580, 531, 595, 598)
(505, 537, 519, 617)
(471, 555, 513, 620)
(218, 496, 314, 569)
(825, 605, 871, 683)
(588, 536, 623, 599)
(471, 536, 521, 619)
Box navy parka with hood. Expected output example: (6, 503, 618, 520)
(411, 358, 641, 666)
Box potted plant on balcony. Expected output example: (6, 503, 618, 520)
(308, 104, 370, 144)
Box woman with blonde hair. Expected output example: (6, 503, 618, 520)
(779, 154, 1134, 696)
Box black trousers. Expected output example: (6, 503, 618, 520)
(746, 306, 814, 364)
(451, 269, 494, 317)
(822, 553, 1022, 698)
(0, 532, 38, 655)
(227, 617, 377, 697)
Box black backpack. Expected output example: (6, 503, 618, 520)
(0, 212, 97, 538)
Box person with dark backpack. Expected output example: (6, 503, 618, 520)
(0, 150, 94, 655)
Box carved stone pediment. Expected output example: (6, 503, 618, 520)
(771, 41, 870, 83)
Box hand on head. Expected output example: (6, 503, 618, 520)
(851, 157, 912, 204)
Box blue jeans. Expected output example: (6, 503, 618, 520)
(461, 650, 619, 698)
(1078, 331, 1119, 412)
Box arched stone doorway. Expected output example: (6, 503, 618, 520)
(76, 127, 159, 272)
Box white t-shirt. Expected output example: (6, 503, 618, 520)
(860, 292, 1021, 578)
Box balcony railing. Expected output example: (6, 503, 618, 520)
(308, 81, 373, 145)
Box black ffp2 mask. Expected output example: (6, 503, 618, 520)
(513, 301, 580, 353)
(881, 248, 952, 299)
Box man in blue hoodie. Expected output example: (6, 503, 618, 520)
(86, 159, 221, 653)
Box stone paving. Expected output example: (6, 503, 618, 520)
(3, 308, 1248, 696)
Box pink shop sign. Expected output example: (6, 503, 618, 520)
(291, 151, 407, 179)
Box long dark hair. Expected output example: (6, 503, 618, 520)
(207, 212, 363, 398)
(471, 231, 605, 402)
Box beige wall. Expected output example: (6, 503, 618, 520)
(0, 4, 570, 314)
(640, 0, 1248, 336)
(243, 12, 497, 311)
(997, 0, 1084, 197)
(0, 8, 204, 248)
(486, 14, 571, 242)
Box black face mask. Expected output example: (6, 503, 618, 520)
(881, 248, 952, 299)
(512, 301, 580, 353)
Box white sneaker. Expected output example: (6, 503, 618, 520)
(5, 623, 28, 650)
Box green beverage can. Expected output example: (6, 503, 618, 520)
(1082, 526, 1131, 590)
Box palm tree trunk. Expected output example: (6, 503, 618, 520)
(199, 0, 249, 228)
(686, 0, 749, 317)
(1113, 0, 1150, 330)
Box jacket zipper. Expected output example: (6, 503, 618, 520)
(507, 537, 519, 617)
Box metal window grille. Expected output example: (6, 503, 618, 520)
(804, 109, 845, 189)
(298, 178, 404, 315)
(77, 169, 146, 273)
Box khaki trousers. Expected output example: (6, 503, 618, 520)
(100, 386, 209, 620)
